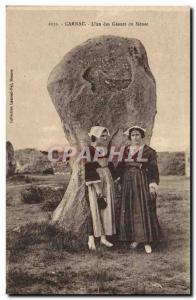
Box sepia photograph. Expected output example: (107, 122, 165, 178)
(6, 6, 191, 295)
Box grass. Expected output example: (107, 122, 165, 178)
(6, 175, 190, 295)
(7, 222, 88, 260)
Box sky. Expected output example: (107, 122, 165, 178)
(6, 6, 190, 152)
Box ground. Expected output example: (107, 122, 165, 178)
(6, 174, 190, 295)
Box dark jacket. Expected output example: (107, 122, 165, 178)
(116, 144, 159, 185)
(85, 145, 119, 184)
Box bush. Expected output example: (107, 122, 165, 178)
(21, 185, 43, 204)
(42, 168, 54, 175)
(21, 183, 66, 209)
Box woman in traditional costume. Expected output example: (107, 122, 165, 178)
(85, 126, 117, 250)
(118, 126, 161, 254)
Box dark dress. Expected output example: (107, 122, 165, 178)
(118, 144, 161, 243)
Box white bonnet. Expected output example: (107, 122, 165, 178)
(88, 126, 110, 138)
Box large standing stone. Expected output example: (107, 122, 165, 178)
(47, 35, 157, 233)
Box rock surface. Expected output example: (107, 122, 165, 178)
(15, 149, 54, 174)
(157, 152, 185, 176)
(6, 141, 16, 177)
(47, 35, 156, 146)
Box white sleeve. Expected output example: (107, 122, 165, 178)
(85, 180, 101, 186)
(149, 182, 158, 192)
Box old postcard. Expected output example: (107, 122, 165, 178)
(6, 6, 191, 295)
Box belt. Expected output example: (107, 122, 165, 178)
(126, 162, 143, 169)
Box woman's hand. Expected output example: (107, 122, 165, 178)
(149, 186, 156, 200)
(149, 183, 158, 199)
(114, 177, 120, 183)
(117, 182, 122, 192)
(93, 183, 103, 197)
(114, 177, 121, 192)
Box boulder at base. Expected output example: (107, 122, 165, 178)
(15, 148, 53, 175)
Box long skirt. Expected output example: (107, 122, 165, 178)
(119, 166, 161, 243)
(87, 167, 116, 237)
